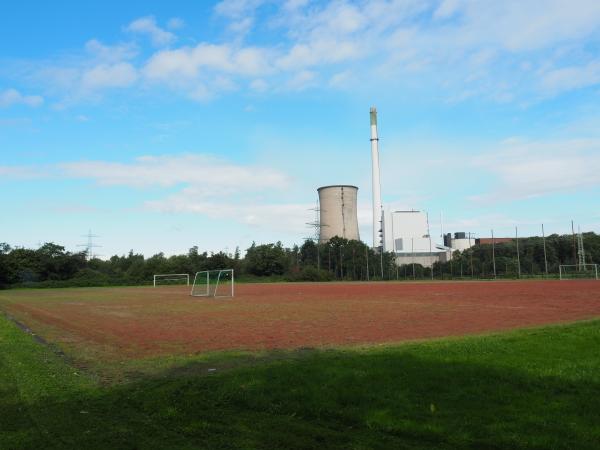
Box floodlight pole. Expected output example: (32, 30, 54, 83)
(491, 229, 497, 279)
(411, 237, 415, 280)
(427, 212, 433, 281)
(571, 220, 577, 267)
(542, 224, 548, 276)
(515, 226, 521, 278)
(340, 245, 344, 279)
(577, 226, 586, 269)
(469, 232, 474, 278)
(380, 245, 384, 280)
(365, 246, 370, 281)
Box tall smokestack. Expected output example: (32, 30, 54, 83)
(370, 107, 383, 249)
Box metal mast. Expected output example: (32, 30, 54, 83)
(542, 224, 548, 276)
(515, 226, 521, 278)
(370, 107, 383, 249)
(305, 199, 324, 270)
(306, 200, 324, 242)
(78, 229, 101, 260)
(577, 226, 586, 270)
(491, 229, 497, 279)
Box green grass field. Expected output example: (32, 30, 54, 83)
(2, 310, 599, 449)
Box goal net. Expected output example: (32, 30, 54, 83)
(153, 273, 190, 287)
(559, 264, 598, 280)
(190, 269, 234, 298)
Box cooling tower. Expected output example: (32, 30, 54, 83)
(318, 185, 360, 243)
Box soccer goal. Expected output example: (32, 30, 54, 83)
(153, 273, 190, 287)
(559, 264, 599, 280)
(190, 269, 234, 298)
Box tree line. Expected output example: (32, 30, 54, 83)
(431, 232, 600, 279)
(0, 238, 394, 288)
(0, 232, 598, 288)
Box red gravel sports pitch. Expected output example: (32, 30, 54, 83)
(2, 280, 600, 360)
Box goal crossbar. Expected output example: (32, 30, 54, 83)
(190, 269, 234, 298)
(559, 264, 598, 280)
(153, 273, 190, 287)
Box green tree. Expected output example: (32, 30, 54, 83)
(244, 242, 289, 276)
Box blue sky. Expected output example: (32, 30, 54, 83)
(1, 0, 600, 257)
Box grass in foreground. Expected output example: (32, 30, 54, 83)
(1, 314, 599, 450)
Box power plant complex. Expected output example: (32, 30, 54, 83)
(317, 107, 473, 267)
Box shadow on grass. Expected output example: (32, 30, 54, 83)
(3, 335, 600, 450)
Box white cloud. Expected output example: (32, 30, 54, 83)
(81, 62, 138, 90)
(146, 196, 312, 234)
(60, 154, 289, 193)
(0, 165, 44, 178)
(473, 138, 600, 201)
(144, 43, 271, 81)
(3, 153, 307, 234)
(142, 43, 272, 99)
(188, 83, 213, 102)
(167, 17, 185, 30)
(28, 40, 140, 104)
(228, 17, 254, 34)
(84, 39, 138, 63)
(286, 70, 316, 90)
(214, 0, 266, 18)
(283, 0, 309, 11)
(126, 16, 176, 46)
(433, 0, 461, 20)
(250, 78, 268, 92)
(0, 89, 43, 107)
(276, 40, 363, 70)
(329, 70, 353, 88)
(214, 0, 267, 36)
(541, 61, 600, 95)
(423, 0, 600, 52)
(13, 0, 600, 105)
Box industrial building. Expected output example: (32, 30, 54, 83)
(314, 106, 480, 268)
(368, 108, 446, 267)
(444, 232, 476, 251)
(382, 210, 448, 267)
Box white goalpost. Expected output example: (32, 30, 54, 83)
(190, 269, 234, 298)
(559, 264, 599, 280)
(153, 273, 190, 287)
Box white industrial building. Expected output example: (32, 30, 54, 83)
(367, 107, 477, 268)
(444, 232, 476, 252)
(312, 106, 475, 269)
(382, 210, 448, 268)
